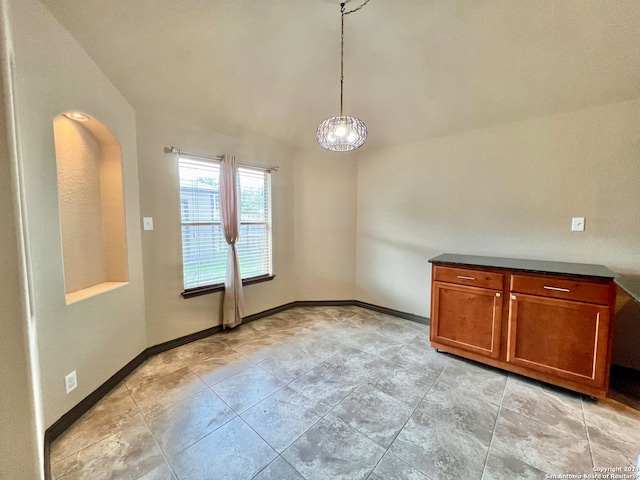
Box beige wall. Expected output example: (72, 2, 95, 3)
(356, 98, 640, 317)
(294, 151, 357, 300)
(54, 117, 108, 292)
(137, 112, 297, 345)
(0, 1, 42, 477)
(100, 142, 128, 283)
(54, 116, 129, 296)
(10, 0, 146, 428)
(0, 108, 42, 480)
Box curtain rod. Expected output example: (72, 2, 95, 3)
(164, 146, 279, 172)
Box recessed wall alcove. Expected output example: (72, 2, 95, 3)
(53, 113, 128, 304)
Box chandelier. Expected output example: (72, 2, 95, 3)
(316, 1, 370, 152)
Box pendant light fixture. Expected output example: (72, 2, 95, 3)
(316, 1, 370, 152)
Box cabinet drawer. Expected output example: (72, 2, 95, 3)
(510, 274, 611, 305)
(434, 265, 503, 290)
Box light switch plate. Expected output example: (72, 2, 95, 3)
(143, 217, 154, 231)
(571, 217, 585, 232)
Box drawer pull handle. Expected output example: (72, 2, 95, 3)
(543, 286, 570, 292)
(457, 275, 476, 280)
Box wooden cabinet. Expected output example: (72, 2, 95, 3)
(429, 255, 617, 398)
(507, 273, 613, 388)
(431, 266, 503, 359)
(507, 292, 611, 387)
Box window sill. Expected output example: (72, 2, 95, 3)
(181, 274, 276, 299)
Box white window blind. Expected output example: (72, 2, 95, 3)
(179, 157, 272, 291)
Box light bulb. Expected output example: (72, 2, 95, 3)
(63, 111, 89, 122)
(316, 115, 367, 151)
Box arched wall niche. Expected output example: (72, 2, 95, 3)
(53, 112, 129, 304)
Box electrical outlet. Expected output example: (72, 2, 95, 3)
(65, 370, 77, 394)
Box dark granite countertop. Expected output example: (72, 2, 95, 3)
(429, 253, 617, 280)
(615, 276, 640, 303)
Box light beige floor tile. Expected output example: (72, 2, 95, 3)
(341, 329, 405, 360)
(51, 414, 164, 480)
(253, 457, 304, 480)
(287, 364, 364, 407)
(369, 452, 432, 480)
(228, 334, 292, 362)
(482, 446, 547, 480)
(173, 337, 235, 366)
(124, 350, 186, 389)
(583, 397, 640, 466)
(492, 407, 593, 475)
(241, 386, 329, 453)
(374, 320, 424, 344)
(104, 382, 129, 400)
(258, 347, 323, 382)
(295, 334, 350, 361)
(437, 357, 507, 405)
(282, 414, 385, 480)
(418, 379, 499, 445)
(320, 347, 386, 384)
(130, 366, 208, 418)
(590, 441, 635, 471)
(210, 364, 284, 413)
(187, 349, 253, 386)
(389, 400, 492, 480)
(145, 389, 236, 457)
(169, 417, 277, 480)
(51, 391, 139, 463)
(216, 323, 262, 347)
(332, 383, 414, 448)
(502, 374, 585, 436)
(365, 361, 438, 409)
(388, 344, 451, 371)
(135, 462, 176, 480)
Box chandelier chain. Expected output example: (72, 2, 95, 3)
(344, 0, 371, 16)
(340, 3, 345, 115)
(339, 0, 370, 115)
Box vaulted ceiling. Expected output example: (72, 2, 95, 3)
(40, 0, 640, 152)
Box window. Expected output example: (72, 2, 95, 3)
(179, 157, 272, 292)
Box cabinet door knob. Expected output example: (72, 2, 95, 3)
(511, 295, 517, 300)
(496, 292, 501, 297)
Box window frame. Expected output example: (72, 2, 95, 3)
(178, 156, 275, 298)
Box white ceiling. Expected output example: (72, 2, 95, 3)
(40, 0, 640, 152)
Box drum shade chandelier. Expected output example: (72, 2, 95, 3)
(316, 1, 370, 152)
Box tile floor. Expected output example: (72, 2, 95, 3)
(50, 306, 640, 480)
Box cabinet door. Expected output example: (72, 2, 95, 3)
(430, 282, 503, 359)
(507, 293, 611, 388)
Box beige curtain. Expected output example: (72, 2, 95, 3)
(220, 154, 244, 328)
